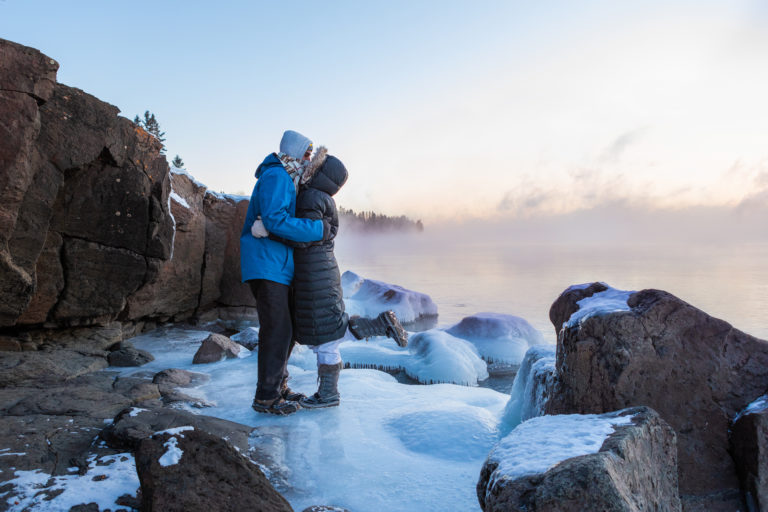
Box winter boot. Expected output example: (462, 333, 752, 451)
(251, 396, 300, 415)
(348, 310, 408, 347)
(299, 362, 342, 409)
(280, 378, 306, 402)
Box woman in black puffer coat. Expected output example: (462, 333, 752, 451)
(261, 148, 408, 409)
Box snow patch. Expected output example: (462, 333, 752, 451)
(171, 167, 207, 189)
(128, 407, 147, 417)
(170, 191, 190, 209)
(3, 453, 138, 512)
(486, 412, 635, 492)
(565, 286, 635, 328)
(159, 436, 184, 467)
(156, 426, 194, 436)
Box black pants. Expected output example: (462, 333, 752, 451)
(248, 279, 294, 401)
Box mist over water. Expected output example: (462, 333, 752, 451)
(335, 226, 768, 342)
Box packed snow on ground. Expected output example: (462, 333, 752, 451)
(2, 453, 139, 512)
(115, 327, 510, 512)
(341, 270, 438, 324)
(499, 345, 557, 436)
(484, 412, 635, 495)
(565, 285, 635, 328)
(445, 313, 547, 365)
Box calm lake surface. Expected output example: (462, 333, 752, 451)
(336, 232, 768, 343)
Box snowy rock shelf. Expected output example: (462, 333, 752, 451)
(477, 407, 682, 512)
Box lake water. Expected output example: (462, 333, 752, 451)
(335, 232, 768, 343)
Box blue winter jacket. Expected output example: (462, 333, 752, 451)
(240, 153, 324, 285)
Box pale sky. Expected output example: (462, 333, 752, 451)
(2, 0, 767, 225)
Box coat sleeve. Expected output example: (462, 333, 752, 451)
(268, 189, 330, 248)
(257, 170, 323, 243)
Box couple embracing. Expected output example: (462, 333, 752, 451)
(239, 130, 408, 415)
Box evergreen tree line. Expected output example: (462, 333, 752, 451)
(338, 206, 424, 233)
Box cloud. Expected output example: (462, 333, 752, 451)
(599, 127, 647, 163)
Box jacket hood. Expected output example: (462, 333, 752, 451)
(304, 150, 347, 197)
(254, 153, 282, 178)
(279, 130, 312, 160)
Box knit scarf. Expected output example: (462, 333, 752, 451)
(277, 152, 306, 192)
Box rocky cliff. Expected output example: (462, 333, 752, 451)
(0, 37, 254, 348)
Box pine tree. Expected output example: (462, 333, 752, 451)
(172, 155, 184, 168)
(133, 110, 167, 154)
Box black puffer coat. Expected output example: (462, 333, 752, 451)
(281, 155, 349, 345)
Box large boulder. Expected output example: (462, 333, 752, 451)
(135, 428, 293, 512)
(478, 407, 681, 511)
(547, 284, 768, 507)
(730, 395, 768, 511)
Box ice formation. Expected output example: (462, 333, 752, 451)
(341, 271, 438, 324)
(114, 328, 509, 512)
(445, 312, 547, 364)
(500, 345, 557, 435)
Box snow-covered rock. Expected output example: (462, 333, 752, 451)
(445, 312, 546, 364)
(342, 271, 438, 324)
(478, 407, 681, 512)
(339, 329, 488, 386)
(499, 345, 556, 436)
(404, 330, 489, 385)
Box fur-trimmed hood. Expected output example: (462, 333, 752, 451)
(300, 146, 347, 197)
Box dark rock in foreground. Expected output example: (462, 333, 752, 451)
(136, 428, 293, 512)
(547, 284, 768, 509)
(730, 396, 768, 512)
(478, 407, 681, 512)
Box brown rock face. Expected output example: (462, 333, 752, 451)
(1, 37, 253, 333)
(730, 399, 768, 511)
(135, 429, 293, 512)
(478, 407, 681, 512)
(547, 284, 768, 506)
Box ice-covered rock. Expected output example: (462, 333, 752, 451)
(340, 329, 488, 386)
(478, 407, 681, 512)
(341, 270, 438, 324)
(231, 326, 259, 350)
(500, 345, 556, 436)
(445, 312, 546, 364)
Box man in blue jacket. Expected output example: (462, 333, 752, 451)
(241, 130, 327, 415)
